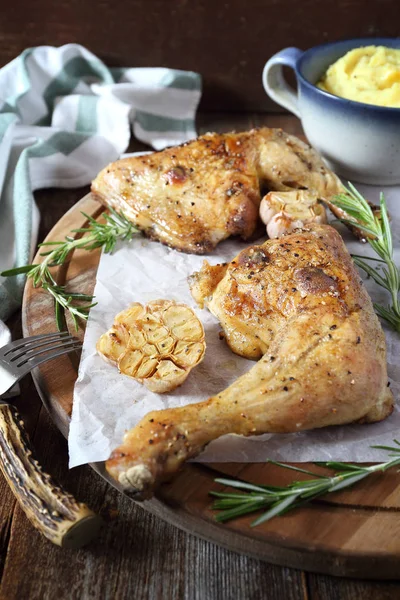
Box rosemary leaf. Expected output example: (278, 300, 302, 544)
(266, 461, 326, 478)
(214, 478, 273, 494)
(352, 257, 389, 289)
(251, 494, 301, 527)
(1, 265, 37, 276)
(55, 297, 64, 332)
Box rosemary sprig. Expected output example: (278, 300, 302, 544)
(211, 441, 400, 526)
(1, 208, 139, 329)
(330, 183, 400, 332)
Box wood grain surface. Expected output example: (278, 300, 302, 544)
(1, 0, 399, 111)
(10, 114, 400, 594)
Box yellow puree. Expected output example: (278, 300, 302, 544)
(317, 45, 400, 107)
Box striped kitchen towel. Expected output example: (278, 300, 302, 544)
(0, 44, 201, 322)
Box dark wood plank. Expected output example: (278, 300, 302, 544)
(308, 575, 400, 600)
(196, 111, 303, 135)
(0, 0, 399, 110)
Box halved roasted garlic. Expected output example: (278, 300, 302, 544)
(260, 190, 327, 238)
(97, 300, 206, 393)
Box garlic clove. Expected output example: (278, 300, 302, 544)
(260, 190, 327, 238)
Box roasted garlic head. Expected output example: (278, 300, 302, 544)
(97, 300, 206, 393)
(260, 190, 327, 238)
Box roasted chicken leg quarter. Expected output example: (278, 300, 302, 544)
(91, 128, 343, 253)
(106, 224, 393, 497)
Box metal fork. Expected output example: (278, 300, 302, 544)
(0, 332, 102, 547)
(0, 331, 82, 396)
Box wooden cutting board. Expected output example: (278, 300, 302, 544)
(22, 193, 400, 580)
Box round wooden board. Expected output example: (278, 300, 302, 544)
(22, 193, 400, 580)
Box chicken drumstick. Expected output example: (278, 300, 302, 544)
(106, 225, 393, 497)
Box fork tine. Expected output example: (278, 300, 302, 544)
(8, 334, 75, 362)
(2, 331, 71, 355)
(24, 343, 83, 370)
(15, 339, 81, 368)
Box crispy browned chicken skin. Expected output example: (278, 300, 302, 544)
(106, 225, 393, 497)
(91, 128, 342, 253)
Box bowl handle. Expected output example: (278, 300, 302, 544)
(262, 48, 303, 117)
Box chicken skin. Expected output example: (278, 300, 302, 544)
(106, 225, 393, 497)
(91, 128, 343, 253)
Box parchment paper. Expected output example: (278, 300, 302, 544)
(69, 184, 400, 467)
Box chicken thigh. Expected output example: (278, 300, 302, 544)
(91, 128, 343, 253)
(106, 224, 393, 497)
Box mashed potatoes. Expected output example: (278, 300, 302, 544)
(317, 45, 400, 107)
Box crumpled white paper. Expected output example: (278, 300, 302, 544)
(69, 184, 400, 467)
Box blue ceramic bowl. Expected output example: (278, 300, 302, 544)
(263, 38, 400, 185)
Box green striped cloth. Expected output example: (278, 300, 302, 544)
(0, 44, 201, 323)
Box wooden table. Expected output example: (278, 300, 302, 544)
(2, 113, 400, 599)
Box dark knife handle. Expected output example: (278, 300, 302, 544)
(0, 403, 102, 548)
